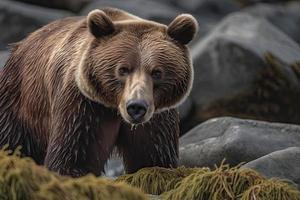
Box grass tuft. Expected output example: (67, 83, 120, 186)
(0, 147, 148, 200)
(116, 167, 208, 195)
(116, 161, 300, 200)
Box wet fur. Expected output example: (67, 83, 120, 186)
(0, 8, 196, 176)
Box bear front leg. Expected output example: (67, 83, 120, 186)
(44, 89, 119, 177)
(117, 109, 179, 173)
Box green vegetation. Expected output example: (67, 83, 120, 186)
(0, 147, 148, 200)
(118, 162, 300, 200)
(0, 148, 299, 200)
(116, 167, 208, 195)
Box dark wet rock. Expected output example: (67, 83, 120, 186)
(179, 117, 300, 168)
(0, 0, 72, 50)
(12, 0, 90, 12)
(81, 0, 183, 24)
(242, 147, 300, 187)
(184, 13, 300, 130)
(0, 51, 9, 68)
(244, 2, 300, 45)
(179, 99, 194, 135)
(179, 98, 192, 120)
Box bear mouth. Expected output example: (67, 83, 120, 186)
(127, 117, 146, 125)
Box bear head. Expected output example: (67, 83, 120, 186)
(76, 9, 198, 125)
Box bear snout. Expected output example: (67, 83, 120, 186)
(126, 99, 148, 123)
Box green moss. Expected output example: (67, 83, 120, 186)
(241, 179, 300, 200)
(0, 148, 148, 200)
(1, 147, 299, 200)
(161, 164, 264, 200)
(36, 176, 147, 200)
(291, 62, 300, 80)
(116, 162, 300, 200)
(116, 167, 208, 195)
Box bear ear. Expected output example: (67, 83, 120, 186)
(87, 9, 115, 38)
(167, 14, 198, 45)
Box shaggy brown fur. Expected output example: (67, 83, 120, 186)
(0, 8, 197, 177)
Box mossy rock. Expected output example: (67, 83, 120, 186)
(117, 163, 300, 200)
(0, 148, 148, 200)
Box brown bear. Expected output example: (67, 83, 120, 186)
(0, 8, 197, 177)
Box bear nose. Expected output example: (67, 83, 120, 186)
(126, 99, 148, 123)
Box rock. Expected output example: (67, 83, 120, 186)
(192, 12, 300, 99)
(0, 0, 72, 50)
(178, 98, 192, 119)
(0, 51, 9, 68)
(178, 98, 194, 135)
(185, 13, 300, 129)
(175, 0, 240, 18)
(179, 117, 300, 168)
(236, 0, 294, 6)
(148, 195, 160, 200)
(244, 2, 300, 45)
(81, 0, 220, 47)
(81, 0, 184, 24)
(242, 147, 300, 187)
(104, 157, 124, 177)
(12, 0, 90, 12)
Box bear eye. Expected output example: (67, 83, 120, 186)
(151, 69, 163, 80)
(118, 66, 131, 77)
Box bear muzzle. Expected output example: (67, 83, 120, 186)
(126, 99, 148, 124)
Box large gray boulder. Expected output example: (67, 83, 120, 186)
(81, 0, 183, 24)
(183, 13, 300, 130)
(0, 0, 72, 50)
(174, 0, 240, 17)
(12, 0, 90, 12)
(179, 117, 300, 168)
(242, 147, 300, 187)
(237, 0, 295, 6)
(0, 51, 9, 68)
(192, 13, 300, 103)
(244, 2, 300, 45)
